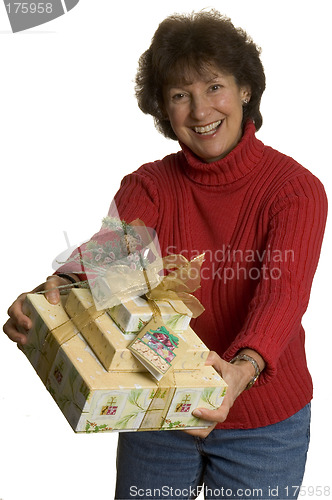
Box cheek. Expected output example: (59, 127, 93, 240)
(168, 107, 187, 129)
(216, 92, 242, 116)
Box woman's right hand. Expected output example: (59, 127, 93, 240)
(3, 275, 71, 346)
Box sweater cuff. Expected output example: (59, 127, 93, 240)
(223, 342, 277, 386)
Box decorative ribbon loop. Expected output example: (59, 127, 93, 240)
(146, 253, 205, 319)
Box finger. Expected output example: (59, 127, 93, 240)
(45, 276, 61, 304)
(184, 423, 216, 439)
(7, 293, 32, 331)
(205, 350, 219, 365)
(205, 350, 226, 375)
(192, 403, 230, 424)
(3, 318, 29, 345)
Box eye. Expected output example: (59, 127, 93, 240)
(171, 93, 186, 101)
(209, 84, 222, 92)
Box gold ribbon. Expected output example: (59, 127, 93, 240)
(36, 319, 80, 385)
(146, 253, 205, 319)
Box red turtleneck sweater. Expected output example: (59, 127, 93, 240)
(111, 122, 327, 429)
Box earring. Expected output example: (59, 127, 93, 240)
(242, 98, 249, 105)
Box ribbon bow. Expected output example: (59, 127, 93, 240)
(146, 253, 205, 319)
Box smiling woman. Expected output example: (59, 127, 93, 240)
(111, 10, 327, 499)
(163, 72, 250, 161)
(2, 8, 328, 500)
(135, 10, 265, 140)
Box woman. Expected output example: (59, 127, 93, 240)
(3, 10, 328, 500)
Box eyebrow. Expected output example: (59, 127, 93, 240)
(166, 75, 223, 91)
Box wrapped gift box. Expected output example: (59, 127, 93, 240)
(45, 332, 226, 432)
(177, 327, 209, 369)
(19, 293, 73, 373)
(65, 289, 208, 372)
(108, 296, 192, 336)
(100, 295, 152, 339)
(65, 288, 144, 371)
(20, 291, 209, 374)
(19, 292, 226, 432)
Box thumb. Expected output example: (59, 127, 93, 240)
(45, 276, 61, 304)
(192, 407, 217, 422)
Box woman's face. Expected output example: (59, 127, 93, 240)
(163, 69, 251, 162)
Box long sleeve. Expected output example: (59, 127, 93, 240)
(110, 167, 159, 229)
(223, 173, 328, 384)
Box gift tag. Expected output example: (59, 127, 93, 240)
(128, 318, 188, 380)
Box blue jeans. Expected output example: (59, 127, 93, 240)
(115, 404, 310, 499)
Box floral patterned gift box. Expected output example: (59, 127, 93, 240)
(19, 293, 227, 432)
(45, 331, 227, 432)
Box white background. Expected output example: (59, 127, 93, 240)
(0, 1, 331, 499)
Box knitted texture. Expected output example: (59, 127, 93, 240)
(111, 121, 328, 429)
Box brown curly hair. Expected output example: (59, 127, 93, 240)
(135, 10, 266, 140)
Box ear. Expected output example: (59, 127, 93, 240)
(240, 85, 252, 103)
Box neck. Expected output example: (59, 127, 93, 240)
(180, 121, 264, 186)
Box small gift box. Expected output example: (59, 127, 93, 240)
(107, 296, 153, 338)
(107, 295, 193, 337)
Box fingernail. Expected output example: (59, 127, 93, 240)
(47, 291, 57, 304)
(192, 409, 202, 418)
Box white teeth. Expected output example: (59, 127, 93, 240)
(194, 120, 222, 135)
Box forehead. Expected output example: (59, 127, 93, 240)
(164, 70, 234, 92)
(164, 60, 232, 88)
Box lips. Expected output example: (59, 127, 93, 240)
(193, 120, 223, 135)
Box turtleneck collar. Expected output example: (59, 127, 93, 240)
(179, 121, 264, 186)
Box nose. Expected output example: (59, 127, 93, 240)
(190, 95, 210, 121)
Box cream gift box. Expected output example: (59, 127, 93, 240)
(64, 288, 144, 371)
(19, 293, 227, 432)
(19, 292, 73, 374)
(65, 289, 208, 372)
(45, 332, 227, 432)
(107, 296, 193, 336)
(20, 291, 209, 374)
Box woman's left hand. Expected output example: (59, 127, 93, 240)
(184, 350, 263, 438)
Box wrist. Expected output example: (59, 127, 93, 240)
(230, 349, 265, 390)
(55, 273, 80, 286)
(236, 348, 265, 372)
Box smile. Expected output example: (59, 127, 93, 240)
(193, 120, 223, 135)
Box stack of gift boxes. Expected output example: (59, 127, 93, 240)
(19, 288, 227, 433)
